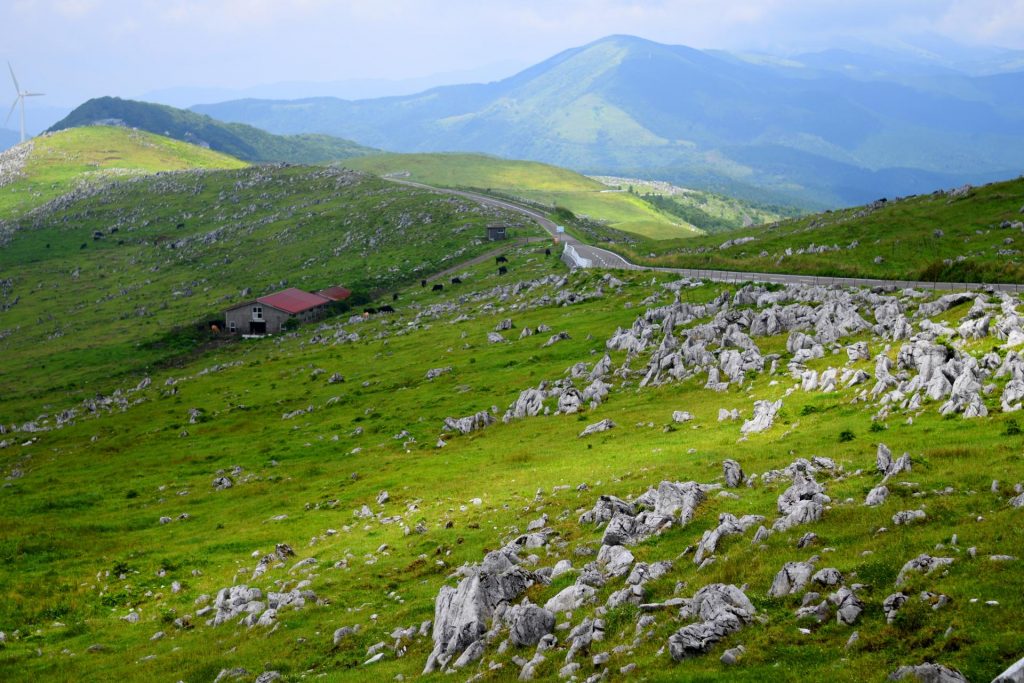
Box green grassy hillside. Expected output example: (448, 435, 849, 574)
(589, 175, 797, 233)
(0, 126, 248, 219)
(3, 142, 1024, 682)
(0, 163, 539, 413)
(1, 248, 1023, 682)
(624, 176, 1024, 283)
(48, 97, 378, 164)
(345, 153, 698, 240)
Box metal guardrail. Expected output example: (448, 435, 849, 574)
(644, 266, 1023, 293)
(562, 243, 593, 268)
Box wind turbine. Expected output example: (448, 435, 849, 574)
(6, 62, 44, 144)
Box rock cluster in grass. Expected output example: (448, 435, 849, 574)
(419, 454, 875, 678)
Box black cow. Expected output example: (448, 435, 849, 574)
(420, 279, 427, 287)
(432, 283, 444, 292)
(378, 304, 395, 313)
(176, 222, 185, 229)
(364, 307, 377, 315)
(498, 265, 508, 275)
(545, 248, 551, 256)
(451, 277, 462, 284)
(392, 292, 399, 301)
(495, 255, 508, 264)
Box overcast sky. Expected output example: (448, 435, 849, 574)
(3, 0, 1024, 107)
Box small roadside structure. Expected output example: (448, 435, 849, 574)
(486, 224, 507, 241)
(225, 287, 332, 335)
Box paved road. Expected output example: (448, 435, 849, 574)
(391, 179, 1024, 294)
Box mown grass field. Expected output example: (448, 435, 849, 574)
(1, 244, 1023, 682)
(344, 153, 698, 240)
(619, 177, 1024, 283)
(0, 127, 248, 220)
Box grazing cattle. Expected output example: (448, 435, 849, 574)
(545, 248, 551, 256)
(210, 324, 220, 334)
(495, 255, 508, 264)
(176, 222, 185, 229)
(392, 292, 399, 301)
(451, 277, 462, 284)
(364, 307, 377, 315)
(498, 265, 508, 275)
(421, 279, 427, 287)
(378, 304, 395, 313)
(432, 284, 444, 292)
(80, 243, 87, 249)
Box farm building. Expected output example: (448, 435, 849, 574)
(317, 286, 352, 302)
(225, 287, 336, 335)
(486, 224, 507, 241)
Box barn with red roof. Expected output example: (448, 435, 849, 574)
(224, 286, 338, 335)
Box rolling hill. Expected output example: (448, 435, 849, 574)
(344, 152, 699, 240)
(0, 126, 247, 220)
(0, 162, 539, 409)
(193, 35, 1024, 208)
(624, 176, 1024, 283)
(47, 97, 377, 164)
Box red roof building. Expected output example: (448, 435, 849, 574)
(225, 285, 348, 335)
(256, 288, 330, 314)
(317, 286, 352, 302)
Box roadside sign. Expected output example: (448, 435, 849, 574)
(556, 225, 565, 234)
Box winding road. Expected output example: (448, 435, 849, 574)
(393, 179, 1024, 294)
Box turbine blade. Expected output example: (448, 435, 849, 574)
(4, 97, 17, 127)
(25, 92, 44, 97)
(7, 62, 19, 93)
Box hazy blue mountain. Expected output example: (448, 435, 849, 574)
(47, 97, 377, 163)
(141, 61, 526, 109)
(192, 35, 1024, 207)
(0, 127, 20, 151)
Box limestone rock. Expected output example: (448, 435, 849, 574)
(882, 592, 907, 624)
(895, 554, 954, 587)
(768, 558, 817, 597)
(887, 662, 968, 682)
(423, 548, 537, 673)
(992, 655, 1024, 683)
(578, 419, 616, 438)
(667, 584, 755, 661)
(741, 399, 782, 434)
(443, 410, 496, 435)
(723, 459, 744, 488)
(507, 602, 555, 647)
(893, 509, 927, 526)
(544, 585, 597, 614)
(865, 485, 889, 507)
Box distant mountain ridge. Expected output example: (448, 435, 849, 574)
(47, 97, 377, 164)
(192, 35, 1024, 208)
